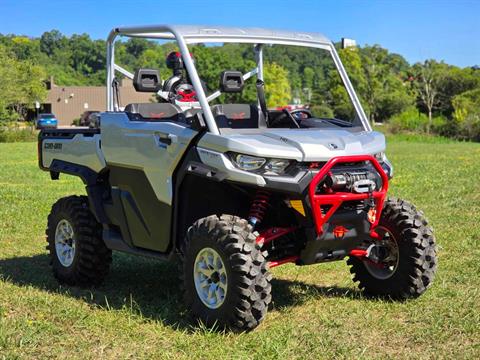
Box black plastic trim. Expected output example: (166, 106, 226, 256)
(47, 160, 109, 224)
(103, 228, 169, 260)
(186, 161, 228, 182)
(170, 127, 213, 256)
(41, 128, 99, 138)
(37, 131, 46, 170)
(299, 211, 371, 265)
(49, 159, 98, 185)
(263, 170, 315, 194)
(107, 165, 172, 252)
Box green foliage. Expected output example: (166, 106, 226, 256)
(310, 104, 334, 118)
(430, 114, 450, 135)
(327, 46, 415, 124)
(411, 60, 449, 133)
(0, 124, 38, 142)
(264, 62, 291, 107)
(349, 46, 414, 122)
(386, 107, 455, 139)
(388, 107, 429, 133)
(436, 66, 480, 116)
(452, 88, 480, 141)
(0, 45, 47, 123)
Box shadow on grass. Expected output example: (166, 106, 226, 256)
(0, 253, 363, 331)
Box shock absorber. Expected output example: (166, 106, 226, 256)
(248, 190, 271, 227)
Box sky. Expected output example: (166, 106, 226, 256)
(0, 0, 479, 67)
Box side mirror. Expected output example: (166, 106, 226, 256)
(219, 71, 244, 93)
(133, 69, 162, 92)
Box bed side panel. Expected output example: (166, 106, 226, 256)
(41, 133, 106, 173)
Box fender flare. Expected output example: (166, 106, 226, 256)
(48, 160, 109, 224)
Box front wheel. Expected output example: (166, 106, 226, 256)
(348, 198, 437, 299)
(181, 215, 272, 332)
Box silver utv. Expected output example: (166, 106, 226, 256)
(39, 25, 437, 332)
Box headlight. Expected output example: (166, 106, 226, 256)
(264, 159, 291, 175)
(233, 154, 266, 171)
(231, 153, 292, 176)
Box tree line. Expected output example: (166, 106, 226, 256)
(0, 30, 479, 140)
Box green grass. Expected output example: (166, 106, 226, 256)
(1, 137, 479, 359)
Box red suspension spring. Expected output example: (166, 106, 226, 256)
(248, 190, 271, 226)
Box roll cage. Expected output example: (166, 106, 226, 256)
(106, 25, 372, 135)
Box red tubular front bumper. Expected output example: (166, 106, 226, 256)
(308, 155, 389, 237)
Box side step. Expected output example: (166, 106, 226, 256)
(103, 229, 169, 260)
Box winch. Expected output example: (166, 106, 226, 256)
(324, 168, 379, 194)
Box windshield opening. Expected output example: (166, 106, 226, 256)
(193, 44, 361, 131)
(113, 38, 364, 132)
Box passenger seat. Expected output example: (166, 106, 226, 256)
(211, 104, 265, 129)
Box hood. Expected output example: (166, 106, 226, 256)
(198, 129, 386, 162)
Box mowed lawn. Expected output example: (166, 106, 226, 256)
(0, 136, 479, 359)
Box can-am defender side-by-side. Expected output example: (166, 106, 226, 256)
(38, 25, 437, 331)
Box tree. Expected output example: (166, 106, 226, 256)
(330, 46, 367, 120)
(0, 45, 47, 122)
(40, 30, 67, 56)
(9, 36, 41, 61)
(332, 45, 413, 123)
(359, 46, 413, 123)
(413, 60, 447, 133)
(263, 62, 291, 107)
(452, 88, 480, 141)
(125, 38, 152, 58)
(436, 66, 480, 116)
(0, 46, 18, 122)
(13, 61, 47, 120)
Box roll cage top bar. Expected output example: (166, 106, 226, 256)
(106, 25, 372, 135)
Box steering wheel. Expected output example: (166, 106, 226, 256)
(289, 109, 312, 120)
(282, 109, 301, 128)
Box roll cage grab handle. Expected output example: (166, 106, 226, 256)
(106, 25, 372, 134)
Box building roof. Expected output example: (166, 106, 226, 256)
(110, 25, 332, 46)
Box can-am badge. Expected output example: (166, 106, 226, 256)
(328, 143, 338, 150)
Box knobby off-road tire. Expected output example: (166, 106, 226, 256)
(181, 215, 272, 332)
(348, 198, 437, 299)
(46, 195, 112, 286)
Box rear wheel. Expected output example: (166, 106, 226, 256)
(181, 215, 272, 332)
(46, 195, 112, 286)
(348, 198, 437, 299)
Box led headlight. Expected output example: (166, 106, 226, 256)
(231, 153, 292, 176)
(264, 159, 291, 176)
(233, 154, 266, 171)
